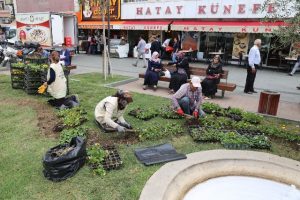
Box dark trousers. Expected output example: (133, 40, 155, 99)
(244, 65, 258, 92)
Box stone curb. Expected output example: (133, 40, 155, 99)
(139, 150, 300, 200)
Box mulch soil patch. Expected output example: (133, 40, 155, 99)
(0, 98, 60, 138)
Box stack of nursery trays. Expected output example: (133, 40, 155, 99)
(10, 62, 26, 89)
(102, 145, 123, 170)
(24, 64, 48, 95)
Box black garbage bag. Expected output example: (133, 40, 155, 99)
(43, 137, 86, 182)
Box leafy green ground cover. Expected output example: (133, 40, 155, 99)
(0, 73, 299, 200)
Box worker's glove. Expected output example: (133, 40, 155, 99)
(117, 125, 126, 133)
(38, 85, 47, 94)
(122, 122, 132, 129)
(193, 111, 199, 119)
(177, 108, 184, 116)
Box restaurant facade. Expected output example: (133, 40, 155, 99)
(77, 0, 298, 66)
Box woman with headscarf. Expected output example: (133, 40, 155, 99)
(169, 52, 190, 93)
(143, 51, 162, 90)
(201, 55, 224, 99)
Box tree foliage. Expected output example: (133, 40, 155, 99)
(263, 0, 300, 50)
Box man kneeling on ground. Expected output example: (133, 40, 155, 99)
(95, 90, 133, 133)
(172, 76, 205, 118)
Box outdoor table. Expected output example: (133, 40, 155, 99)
(209, 52, 224, 56)
(285, 57, 297, 72)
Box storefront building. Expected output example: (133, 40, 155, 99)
(78, 0, 297, 66)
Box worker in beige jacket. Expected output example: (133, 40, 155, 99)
(95, 90, 133, 133)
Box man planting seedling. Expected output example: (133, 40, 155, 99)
(95, 90, 133, 133)
(172, 76, 205, 118)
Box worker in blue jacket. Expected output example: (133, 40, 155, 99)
(60, 43, 71, 66)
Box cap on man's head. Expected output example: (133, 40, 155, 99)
(191, 76, 201, 88)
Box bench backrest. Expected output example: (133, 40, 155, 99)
(190, 67, 228, 80)
(164, 65, 228, 80)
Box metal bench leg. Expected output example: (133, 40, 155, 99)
(221, 90, 225, 98)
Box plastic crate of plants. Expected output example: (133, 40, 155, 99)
(24, 88, 38, 95)
(101, 145, 123, 171)
(24, 54, 49, 64)
(11, 81, 24, 89)
(25, 64, 48, 78)
(10, 62, 26, 76)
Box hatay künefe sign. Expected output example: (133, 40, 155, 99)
(82, 0, 121, 21)
(121, 0, 294, 19)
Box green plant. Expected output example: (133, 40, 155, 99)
(202, 102, 223, 114)
(248, 135, 271, 149)
(59, 126, 88, 144)
(129, 107, 158, 120)
(199, 114, 217, 128)
(138, 122, 184, 141)
(26, 63, 49, 72)
(258, 125, 300, 143)
(87, 144, 108, 176)
(242, 112, 263, 124)
(191, 128, 223, 142)
(232, 121, 257, 130)
(226, 107, 244, 116)
(57, 107, 88, 127)
(159, 106, 182, 119)
(11, 62, 26, 69)
(221, 131, 251, 149)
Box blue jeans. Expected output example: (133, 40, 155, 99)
(172, 53, 177, 62)
(178, 97, 205, 117)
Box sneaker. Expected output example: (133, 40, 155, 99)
(132, 64, 137, 67)
(153, 85, 157, 91)
(297, 86, 300, 90)
(203, 96, 211, 100)
(143, 66, 147, 68)
(289, 73, 293, 76)
(168, 89, 175, 94)
(143, 85, 147, 90)
(244, 91, 253, 94)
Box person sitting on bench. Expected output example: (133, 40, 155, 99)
(95, 90, 133, 133)
(169, 52, 190, 93)
(172, 77, 205, 118)
(201, 55, 224, 99)
(143, 51, 162, 90)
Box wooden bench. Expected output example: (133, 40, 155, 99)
(138, 66, 236, 98)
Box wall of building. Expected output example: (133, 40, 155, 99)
(15, 0, 75, 13)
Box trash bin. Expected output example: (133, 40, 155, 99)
(258, 91, 280, 116)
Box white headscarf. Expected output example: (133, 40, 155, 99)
(151, 51, 160, 63)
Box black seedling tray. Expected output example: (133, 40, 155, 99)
(11, 82, 24, 89)
(227, 113, 243, 121)
(236, 129, 262, 136)
(101, 145, 123, 170)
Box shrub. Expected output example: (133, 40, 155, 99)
(242, 112, 263, 124)
(59, 126, 88, 144)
